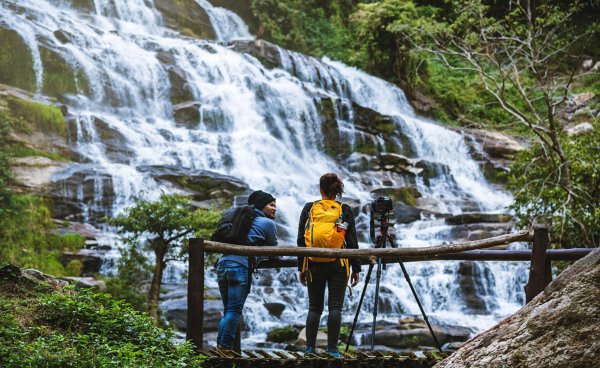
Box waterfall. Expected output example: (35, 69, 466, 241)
(195, 0, 253, 42)
(0, 0, 528, 347)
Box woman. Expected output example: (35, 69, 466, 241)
(297, 173, 360, 357)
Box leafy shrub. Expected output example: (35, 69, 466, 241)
(0, 276, 205, 367)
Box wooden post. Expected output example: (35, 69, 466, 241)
(233, 324, 241, 353)
(186, 238, 204, 352)
(525, 226, 550, 303)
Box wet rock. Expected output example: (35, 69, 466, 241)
(162, 297, 223, 332)
(457, 262, 498, 313)
(0, 27, 37, 91)
(91, 116, 135, 163)
(363, 318, 472, 349)
(167, 66, 194, 105)
(155, 0, 215, 40)
(173, 101, 201, 127)
(394, 203, 422, 224)
(229, 39, 282, 69)
(49, 165, 115, 223)
(136, 165, 248, 201)
(209, 0, 260, 33)
(346, 152, 376, 171)
(53, 30, 72, 44)
(264, 302, 286, 318)
(445, 213, 513, 225)
(448, 223, 513, 243)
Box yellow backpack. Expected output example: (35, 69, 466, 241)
(302, 200, 349, 277)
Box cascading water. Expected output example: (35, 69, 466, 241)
(0, 0, 528, 348)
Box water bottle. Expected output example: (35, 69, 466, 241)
(337, 222, 348, 238)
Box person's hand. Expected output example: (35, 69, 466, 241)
(350, 272, 359, 287)
(299, 271, 307, 286)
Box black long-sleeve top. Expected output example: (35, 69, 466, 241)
(296, 201, 362, 274)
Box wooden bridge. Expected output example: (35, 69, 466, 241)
(185, 225, 592, 366)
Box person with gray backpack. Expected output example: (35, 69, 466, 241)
(212, 190, 278, 349)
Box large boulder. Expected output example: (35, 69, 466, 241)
(10, 157, 68, 194)
(136, 165, 248, 204)
(49, 165, 116, 222)
(154, 0, 215, 40)
(435, 249, 600, 368)
(362, 317, 473, 349)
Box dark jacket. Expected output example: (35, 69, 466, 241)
(296, 201, 361, 274)
(218, 208, 278, 268)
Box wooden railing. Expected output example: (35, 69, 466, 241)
(185, 225, 593, 352)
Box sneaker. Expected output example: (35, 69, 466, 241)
(326, 350, 344, 358)
(304, 346, 316, 355)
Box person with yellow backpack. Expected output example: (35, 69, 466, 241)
(297, 173, 361, 357)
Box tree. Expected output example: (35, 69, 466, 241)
(108, 194, 222, 321)
(367, 0, 599, 246)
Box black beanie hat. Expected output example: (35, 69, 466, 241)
(248, 190, 276, 210)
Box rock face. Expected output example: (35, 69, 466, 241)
(435, 248, 600, 368)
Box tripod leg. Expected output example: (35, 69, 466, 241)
(397, 257, 443, 353)
(344, 262, 374, 353)
(370, 257, 383, 350)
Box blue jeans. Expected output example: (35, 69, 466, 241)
(216, 260, 249, 349)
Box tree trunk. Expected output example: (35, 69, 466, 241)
(148, 240, 167, 322)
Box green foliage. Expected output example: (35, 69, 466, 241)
(508, 121, 600, 248)
(0, 194, 85, 276)
(64, 260, 83, 277)
(0, 273, 205, 367)
(105, 246, 152, 313)
(107, 194, 220, 258)
(106, 194, 222, 318)
(266, 326, 300, 342)
(0, 111, 13, 213)
(251, 0, 358, 62)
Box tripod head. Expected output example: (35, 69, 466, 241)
(369, 196, 394, 246)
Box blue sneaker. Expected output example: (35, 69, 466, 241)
(304, 346, 316, 355)
(326, 350, 344, 358)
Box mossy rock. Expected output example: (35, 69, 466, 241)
(155, 0, 216, 40)
(40, 46, 90, 97)
(0, 26, 89, 97)
(0, 28, 36, 91)
(266, 326, 300, 343)
(4, 96, 66, 138)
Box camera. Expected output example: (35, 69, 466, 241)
(369, 196, 394, 242)
(371, 196, 393, 217)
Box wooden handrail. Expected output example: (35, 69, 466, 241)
(186, 227, 593, 353)
(252, 248, 594, 269)
(202, 230, 533, 259)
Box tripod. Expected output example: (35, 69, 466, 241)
(345, 214, 442, 353)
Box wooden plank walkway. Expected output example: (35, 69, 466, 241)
(201, 349, 448, 368)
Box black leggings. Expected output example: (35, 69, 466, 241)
(305, 261, 347, 351)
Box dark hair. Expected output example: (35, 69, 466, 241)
(320, 173, 344, 199)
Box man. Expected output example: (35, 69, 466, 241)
(216, 190, 278, 349)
